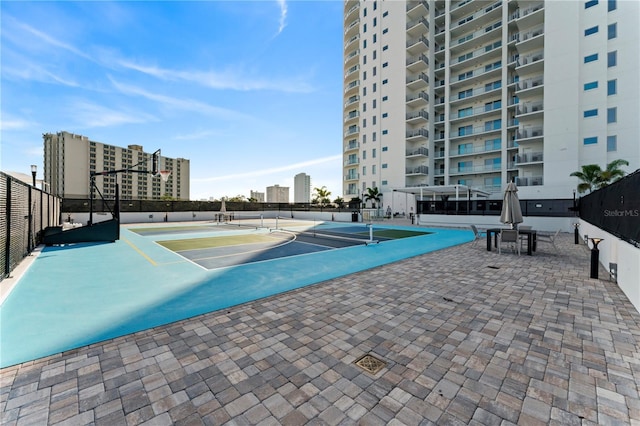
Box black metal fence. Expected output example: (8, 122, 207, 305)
(579, 169, 640, 248)
(1, 171, 62, 280)
(62, 199, 357, 214)
(417, 198, 575, 217)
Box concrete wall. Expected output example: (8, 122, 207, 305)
(416, 214, 575, 233)
(579, 220, 640, 313)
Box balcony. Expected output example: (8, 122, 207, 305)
(344, 111, 359, 123)
(407, 36, 429, 55)
(515, 176, 543, 186)
(344, 19, 359, 37)
(344, 80, 360, 95)
(509, 2, 544, 24)
(344, 140, 359, 152)
(512, 25, 544, 49)
(406, 73, 429, 91)
(451, 102, 502, 123)
(344, 157, 360, 166)
(345, 64, 359, 79)
(344, 48, 360, 66)
(451, 82, 501, 105)
(406, 165, 429, 175)
(450, 40, 502, 72)
(344, 126, 360, 137)
(452, 60, 502, 87)
(344, 34, 360, 51)
(406, 91, 429, 107)
(516, 76, 544, 93)
(515, 152, 543, 165)
(344, 173, 360, 182)
(344, 95, 360, 108)
(450, 163, 502, 175)
(515, 127, 543, 143)
(451, 1, 502, 35)
(450, 123, 502, 140)
(406, 128, 429, 140)
(344, 3, 359, 21)
(406, 110, 428, 123)
(406, 147, 429, 157)
(406, 17, 429, 36)
(450, 143, 502, 158)
(516, 101, 543, 116)
(406, 0, 429, 17)
(516, 51, 544, 72)
(406, 54, 429, 72)
(451, 20, 502, 53)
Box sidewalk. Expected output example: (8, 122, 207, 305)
(1, 233, 639, 425)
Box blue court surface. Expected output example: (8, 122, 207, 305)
(0, 222, 473, 368)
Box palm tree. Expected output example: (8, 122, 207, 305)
(597, 159, 629, 188)
(313, 186, 332, 207)
(570, 159, 629, 193)
(333, 197, 346, 208)
(364, 187, 381, 208)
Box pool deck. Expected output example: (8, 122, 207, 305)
(1, 223, 640, 425)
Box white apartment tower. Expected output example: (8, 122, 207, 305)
(294, 173, 312, 203)
(342, 0, 639, 203)
(266, 185, 290, 203)
(43, 131, 190, 200)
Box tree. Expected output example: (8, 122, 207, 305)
(333, 197, 345, 208)
(598, 159, 629, 188)
(570, 159, 629, 193)
(312, 186, 332, 207)
(364, 187, 381, 208)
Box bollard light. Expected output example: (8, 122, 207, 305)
(573, 223, 580, 245)
(588, 238, 604, 279)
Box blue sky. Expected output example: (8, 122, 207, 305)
(1, 1, 344, 201)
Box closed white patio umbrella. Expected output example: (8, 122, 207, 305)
(500, 181, 523, 229)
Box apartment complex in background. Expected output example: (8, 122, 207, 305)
(43, 131, 190, 200)
(342, 0, 639, 204)
(294, 173, 312, 203)
(266, 185, 289, 203)
(250, 190, 266, 202)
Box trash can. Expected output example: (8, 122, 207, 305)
(352, 212, 359, 222)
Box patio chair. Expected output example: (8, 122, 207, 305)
(498, 229, 520, 255)
(470, 224, 486, 246)
(537, 229, 561, 253)
(518, 225, 532, 249)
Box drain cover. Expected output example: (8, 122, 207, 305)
(354, 354, 386, 374)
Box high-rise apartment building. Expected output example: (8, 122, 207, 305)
(43, 131, 190, 200)
(342, 0, 639, 203)
(266, 185, 289, 203)
(250, 190, 265, 202)
(294, 173, 312, 203)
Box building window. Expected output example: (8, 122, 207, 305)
(372, 149, 377, 158)
(382, 28, 388, 34)
(372, 165, 376, 175)
(608, 51, 617, 67)
(373, 17, 377, 27)
(584, 26, 598, 36)
(383, 11, 388, 17)
(584, 53, 598, 63)
(584, 81, 598, 90)
(458, 107, 473, 118)
(584, 109, 598, 117)
(585, 0, 598, 8)
(383, 45, 388, 51)
(584, 136, 598, 145)
(382, 146, 388, 151)
(607, 135, 617, 151)
(608, 23, 617, 39)
(362, 166, 366, 176)
(382, 96, 388, 101)
(372, 99, 377, 109)
(372, 116, 377, 125)
(382, 164, 387, 169)
(363, 71, 367, 81)
(382, 130, 388, 135)
(607, 107, 617, 123)
(382, 113, 388, 118)
(607, 79, 617, 95)
(372, 67, 376, 76)
(458, 125, 473, 136)
(608, 0, 616, 11)
(373, 34, 377, 43)
(372, 132, 377, 141)
(382, 62, 388, 68)
(382, 180, 388, 186)
(373, 83, 377, 93)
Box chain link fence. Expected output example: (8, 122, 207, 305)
(1, 171, 61, 280)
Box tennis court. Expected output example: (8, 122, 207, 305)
(0, 219, 473, 367)
(131, 219, 432, 270)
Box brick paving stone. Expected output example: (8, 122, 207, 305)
(1, 233, 639, 424)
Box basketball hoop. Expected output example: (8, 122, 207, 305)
(159, 170, 171, 182)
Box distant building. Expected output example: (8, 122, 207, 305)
(293, 173, 311, 203)
(250, 190, 265, 202)
(266, 185, 289, 203)
(43, 131, 190, 200)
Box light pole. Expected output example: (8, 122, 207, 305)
(588, 238, 604, 279)
(30, 165, 37, 187)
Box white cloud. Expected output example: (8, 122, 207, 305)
(117, 61, 314, 93)
(110, 78, 254, 120)
(276, 0, 288, 35)
(71, 101, 157, 128)
(193, 154, 342, 183)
